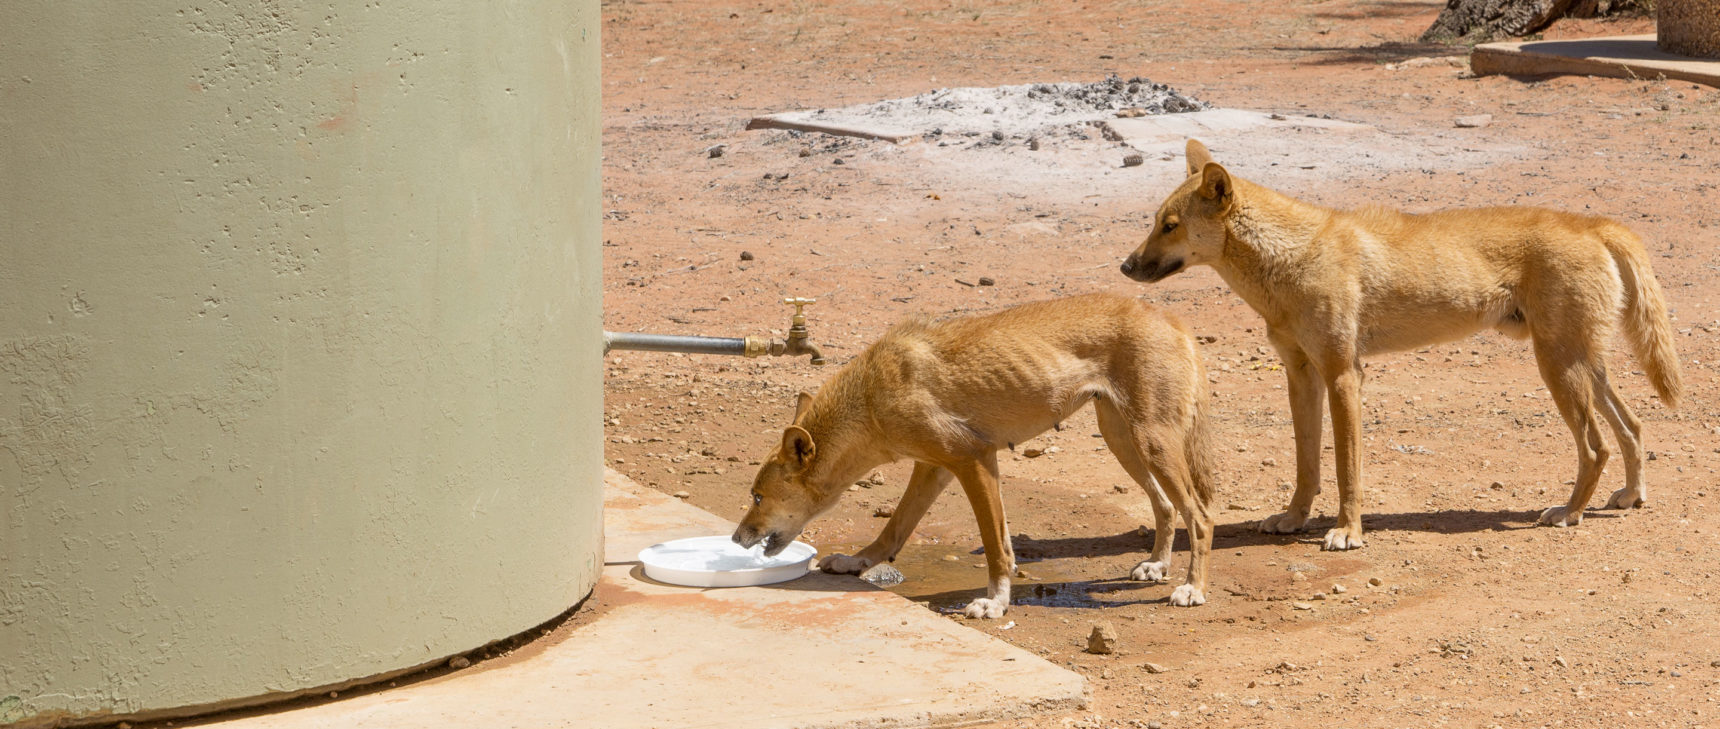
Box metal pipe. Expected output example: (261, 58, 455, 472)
(603, 331, 765, 357)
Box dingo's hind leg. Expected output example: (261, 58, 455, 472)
(1534, 343, 1612, 528)
(1096, 398, 1175, 583)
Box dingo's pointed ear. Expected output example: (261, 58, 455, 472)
(781, 425, 816, 469)
(792, 391, 814, 422)
(1199, 162, 1234, 206)
(1185, 139, 1214, 176)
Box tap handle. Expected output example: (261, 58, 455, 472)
(783, 297, 815, 327)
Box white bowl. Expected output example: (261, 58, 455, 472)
(637, 535, 818, 587)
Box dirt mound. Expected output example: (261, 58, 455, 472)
(793, 75, 1207, 139)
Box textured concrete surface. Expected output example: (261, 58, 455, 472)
(0, 2, 603, 725)
(1473, 34, 1720, 88)
(190, 470, 1086, 729)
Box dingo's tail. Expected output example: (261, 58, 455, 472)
(1605, 226, 1683, 408)
(1185, 388, 1218, 506)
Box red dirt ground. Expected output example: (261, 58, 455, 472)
(599, 2, 1720, 727)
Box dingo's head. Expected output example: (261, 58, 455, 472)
(732, 392, 843, 556)
(1120, 139, 1234, 283)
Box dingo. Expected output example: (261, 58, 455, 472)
(1121, 139, 1682, 550)
(731, 294, 1217, 618)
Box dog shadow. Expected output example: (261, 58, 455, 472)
(1005, 506, 1601, 560)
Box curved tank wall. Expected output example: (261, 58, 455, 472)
(0, 2, 603, 725)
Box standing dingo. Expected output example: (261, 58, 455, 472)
(732, 294, 1217, 617)
(1121, 139, 1682, 550)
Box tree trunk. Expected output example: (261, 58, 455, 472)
(1420, 0, 1653, 42)
(1421, 0, 1575, 41)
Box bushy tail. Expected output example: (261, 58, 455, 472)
(1184, 388, 1218, 507)
(1605, 226, 1683, 408)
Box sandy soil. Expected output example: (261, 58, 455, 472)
(599, 2, 1720, 727)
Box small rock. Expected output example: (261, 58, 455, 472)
(1114, 484, 1131, 493)
(1142, 662, 1170, 674)
(943, 554, 961, 562)
(868, 472, 886, 485)
(672, 490, 691, 499)
(1241, 698, 1261, 707)
(832, 157, 845, 165)
(1712, 659, 1720, 668)
(1490, 481, 1505, 490)
(1332, 584, 1347, 594)
(1148, 722, 1163, 729)
(1454, 114, 1493, 128)
(991, 130, 1005, 141)
(860, 563, 905, 587)
(1087, 622, 1119, 654)
(739, 250, 755, 261)
(1029, 137, 1042, 151)
(705, 144, 727, 158)
(1122, 153, 1145, 167)
(874, 505, 896, 518)
(1015, 567, 1034, 580)
(1023, 447, 1047, 458)
(1554, 656, 1568, 667)
(978, 276, 996, 286)
(1312, 592, 1328, 601)
(1368, 577, 1384, 587)
(1292, 602, 1314, 610)
(1261, 457, 1277, 467)
(1291, 571, 1308, 582)
(449, 656, 472, 669)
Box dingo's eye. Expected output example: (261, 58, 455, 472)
(752, 492, 762, 506)
(1161, 220, 1179, 234)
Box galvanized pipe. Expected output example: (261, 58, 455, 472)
(603, 331, 765, 357)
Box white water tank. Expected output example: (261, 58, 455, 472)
(0, 2, 604, 725)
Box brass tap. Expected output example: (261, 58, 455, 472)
(772, 297, 826, 365)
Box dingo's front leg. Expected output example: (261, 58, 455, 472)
(820, 461, 953, 574)
(952, 452, 1013, 619)
(1323, 365, 1366, 550)
(1261, 344, 1324, 535)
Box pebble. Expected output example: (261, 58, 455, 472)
(944, 554, 961, 562)
(1149, 722, 1163, 729)
(1368, 577, 1384, 587)
(1087, 622, 1119, 654)
(1023, 447, 1047, 458)
(1029, 136, 1042, 151)
(1454, 114, 1493, 128)
(673, 490, 691, 499)
(705, 144, 726, 158)
(991, 130, 1005, 140)
(1332, 584, 1347, 594)
(861, 563, 905, 587)
(1554, 656, 1568, 668)
(1122, 153, 1145, 167)
(1114, 484, 1131, 493)
(978, 276, 996, 286)
(739, 250, 754, 261)
(1292, 572, 1308, 582)
(1142, 662, 1170, 674)
(1241, 698, 1260, 707)
(448, 656, 472, 669)
(874, 505, 896, 517)
(1261, 457, 1277, 467)
(1312, 592, 1328, 601)
(1292, 602, 1314, 610)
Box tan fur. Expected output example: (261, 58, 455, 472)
(732, 294, 1217, 617)
(1121, 139, 1683, 548)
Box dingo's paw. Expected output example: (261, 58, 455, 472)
(1259, 510, 1309, 534)
(1537, 505, 1582, 528)
(1130, 560, 1171, 583)
(1605, 487, 1645, 510)
(962, 597, 1008, 619)
(818, 553, 874, 575)
(1321, 526, 1365, 551)
(1170, 584, 1206, 607)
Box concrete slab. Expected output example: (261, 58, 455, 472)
(191, 471, 1086, 729)
(1472, 34, 1720, 88)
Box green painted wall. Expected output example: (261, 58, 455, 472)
(0, 2, 603, 725)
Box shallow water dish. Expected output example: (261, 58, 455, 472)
(638, 535, 818, 587)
